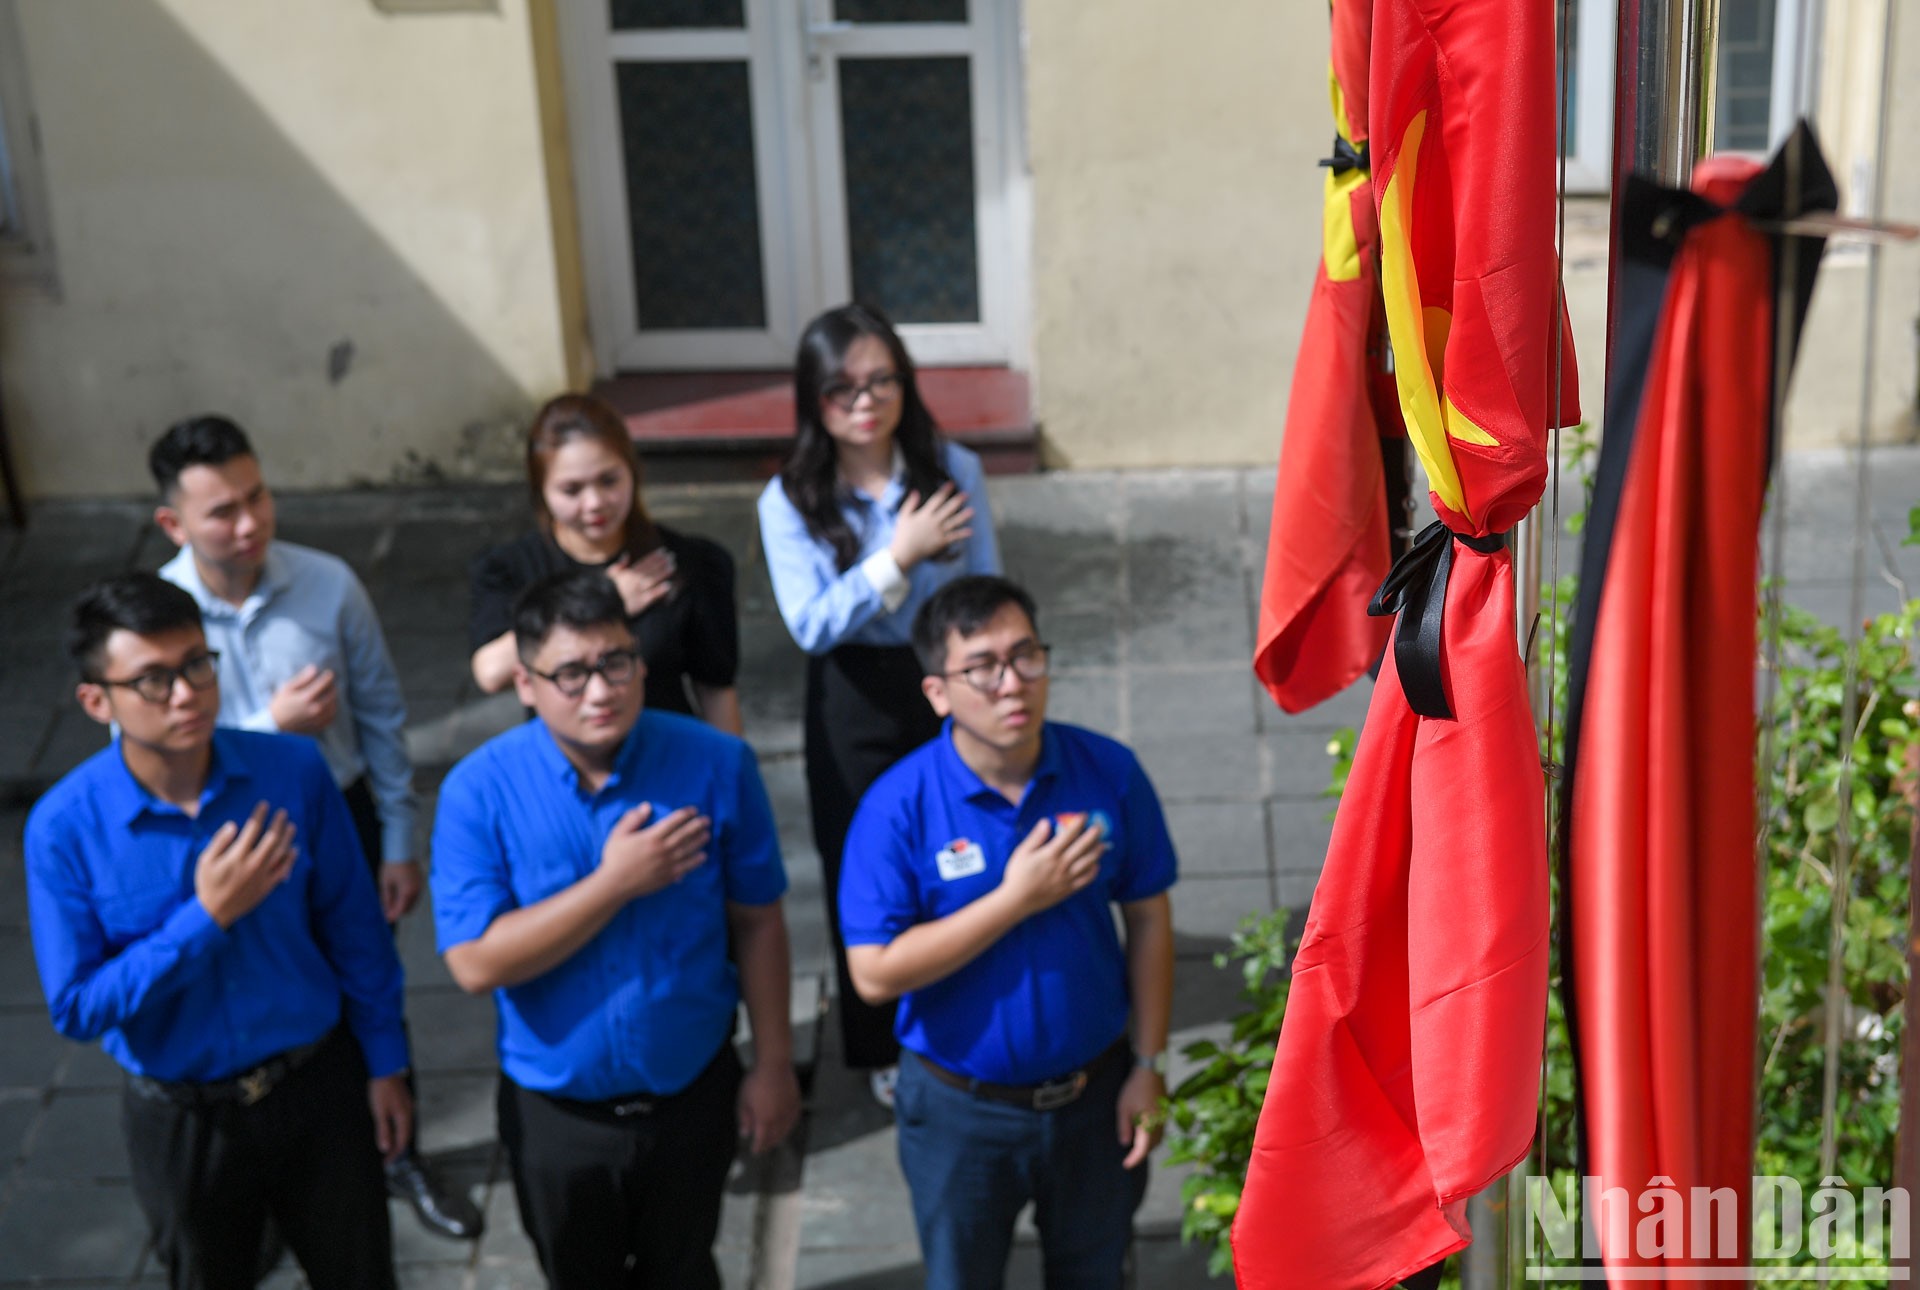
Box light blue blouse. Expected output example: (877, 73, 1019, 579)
(757, 440, 1002, 654)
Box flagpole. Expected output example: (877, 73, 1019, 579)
(1603, 0, 1721, 372)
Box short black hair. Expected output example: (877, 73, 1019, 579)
(911, 575, 1041, 674)
(148, 416, 255, 497)
(512, 570, 629, 662)
(67, 573, 203, 680)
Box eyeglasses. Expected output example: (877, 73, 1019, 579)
(530, 648, 642, 698)
(944, 644, 1051, 695)
(94, 651, 222, 704)
(821, 372, 902, 411)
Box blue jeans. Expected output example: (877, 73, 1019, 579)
(894, 1050, 1146, 1290)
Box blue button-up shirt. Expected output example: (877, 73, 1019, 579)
(24, 730, 410, 1082)
(159, 541, 418, 862)
(431, 710, 787, 1100)
(840, 721, 1178, 1085)
(757, 440, 1001, 654)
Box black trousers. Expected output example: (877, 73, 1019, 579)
(804, 644, 942, 1070)
(342, 775, 419, 1155)
(497, 1043, 743, 1290)
(123, 1028, 396, 1290)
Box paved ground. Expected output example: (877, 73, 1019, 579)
(0, 450, 1915, 1288)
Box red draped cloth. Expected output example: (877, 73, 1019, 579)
(1563, 138, 1835, 1284)
(1253, 0, 1401, 714)
(1235, 0, 1573, 1284)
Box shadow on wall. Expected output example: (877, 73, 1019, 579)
(0, 0, 539, 500)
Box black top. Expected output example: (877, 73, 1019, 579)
(468, 526, 739, 718)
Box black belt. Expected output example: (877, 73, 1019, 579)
(128, 1036, 329, 1108)
(531, 1042, 737, 1124)
(914, 1038, 1130, 1112)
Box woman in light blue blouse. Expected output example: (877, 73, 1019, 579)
(758, 304, 1001, 1103)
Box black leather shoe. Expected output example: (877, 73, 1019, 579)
(386, 1151, 485, 1240)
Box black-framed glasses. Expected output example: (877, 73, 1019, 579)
(944, 644, 1051, 695)
(530, 648, 642, 698)
(821, 372, 902, 411)
(94, 651, 222, 704)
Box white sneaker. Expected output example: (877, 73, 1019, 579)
(869, 1065, 899, 1110)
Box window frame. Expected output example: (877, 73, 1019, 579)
(1561, 0, 1815, 195)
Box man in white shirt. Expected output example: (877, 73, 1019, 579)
(149, 414, 483, 1242)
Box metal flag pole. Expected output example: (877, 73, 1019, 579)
(1604, 0, 1721, 375)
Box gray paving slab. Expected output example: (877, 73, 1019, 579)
(0, 1011, 80, 1091)
(0, 1181, 151, 1283)
(404, 986, 500, 1076)
(1040, 672, 1122, 734)
(1135, 731, 1263, 802)
(1266, 729, 1344, 799)
(1169, 876, 1278, 949)
(1164, 801, 1270, 879)
(1127, 666, 1259, 739)
(1268, 797, 1338, 881)
(0, 931, 45, 1009)
(0, 1091, 43, 1171)
(16, 1090, 126, 1182)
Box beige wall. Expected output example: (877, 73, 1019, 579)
(1026, 0, 1919, 469)
(1025, 0, 1327, 469)
(0, 0, 570, 498)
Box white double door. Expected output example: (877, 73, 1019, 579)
(561, 0, 1025, 372)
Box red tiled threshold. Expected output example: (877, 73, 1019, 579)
(594, 368, 1038, 482)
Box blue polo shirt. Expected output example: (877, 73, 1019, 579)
(431, 709, 787, 1100)
(840, 721, 1177, 1085)
(24, 730, 409, 1083)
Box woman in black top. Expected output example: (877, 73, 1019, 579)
(468, 393, 742, 733)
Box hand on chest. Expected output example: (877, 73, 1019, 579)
(920, 806, 1119, 910)
(223, 617, 343, 693)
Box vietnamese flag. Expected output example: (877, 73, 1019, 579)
(1561, 131, 1836, 1284)
(1252, 0, 1404, 715)
(1233, 0, 1575, 1285)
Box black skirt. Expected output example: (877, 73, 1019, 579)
(803, 643, 942, 1070)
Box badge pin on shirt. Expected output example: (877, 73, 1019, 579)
(935, 837, 987, 881)
(1055, 811, 1111, 841)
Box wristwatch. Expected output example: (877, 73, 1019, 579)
(1135, 1051, 1168, 1075)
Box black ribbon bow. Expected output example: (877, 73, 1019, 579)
(1366, 519, 1509, 720)
(1319, 135, 1370, 176)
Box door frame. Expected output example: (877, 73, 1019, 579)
(554, 0, 1031, 375)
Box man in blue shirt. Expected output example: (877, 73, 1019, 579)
(840, 575, 1178, 1289)
(148, 415, 479, 1240)
(431, 570, 800, 1290)
(24, 573, 410, 1290)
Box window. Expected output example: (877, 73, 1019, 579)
(1558, 0, 1815, 193)
(1559, 0, 1617, 193)
(0, 0, 55, 287)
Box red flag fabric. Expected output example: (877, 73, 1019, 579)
(1234, 0, 1572, 1284)
(1560, 135, 1835, 1283)
(1253, 0, 1402, 714)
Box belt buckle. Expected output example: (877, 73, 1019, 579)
(611, 1096, 655, 1118)
(1031, 1072, 1086, 1111)
(237, 1068, 273, 1106)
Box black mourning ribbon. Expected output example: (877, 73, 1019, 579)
(1319, 136, 1370, 176)
(1366, 520, 1509, 720)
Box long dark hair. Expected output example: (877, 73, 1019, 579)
(780, 303, 952, 571)
(525, 393, 662, 562)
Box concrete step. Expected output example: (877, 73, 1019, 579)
(596, 369, 1040, 484)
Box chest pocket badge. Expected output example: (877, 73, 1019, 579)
(934, 838, 987, 882)
(1055, 811, 1113, 841)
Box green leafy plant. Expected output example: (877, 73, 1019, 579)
(1159, 907, 1302, 1278)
